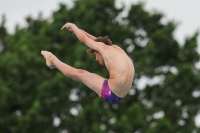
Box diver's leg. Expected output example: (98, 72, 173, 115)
(41, 50, 105, 96)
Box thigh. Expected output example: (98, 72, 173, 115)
(79, 70, 105, 97)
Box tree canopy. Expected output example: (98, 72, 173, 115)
(0, 0, 200, 132)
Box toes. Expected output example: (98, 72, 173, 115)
(41, 50, 45, 55)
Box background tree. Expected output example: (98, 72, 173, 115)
(0, 14, 9, 52)
(0, 0, 200, 133)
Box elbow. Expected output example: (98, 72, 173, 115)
(79, 34, 87, 43)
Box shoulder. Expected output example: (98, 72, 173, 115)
(100, 44, 122, 52)
(112, 45, 121, 49)
(95, 42, 110, 51)
(112, 45, 124, 51)
(98, 45, 122, 57)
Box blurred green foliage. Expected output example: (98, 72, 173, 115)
(0, 0, 200, 132)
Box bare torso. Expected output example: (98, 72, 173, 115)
(100, 45, 135, 98)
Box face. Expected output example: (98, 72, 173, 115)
(93, 51, 105, 65)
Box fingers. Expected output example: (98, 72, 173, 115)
(60, 22, 74, 30)
(60, 22, 74, 34)
(41, 50, 47, 55)
(60, 22, 70, 30)
(60, 24, 66, 30)
(68, 28, 74, 33)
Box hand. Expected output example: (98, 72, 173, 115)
(61, 22, 75, 33)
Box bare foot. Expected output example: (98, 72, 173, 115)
(41, 50, 56, 69)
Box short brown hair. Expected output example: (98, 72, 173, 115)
(87, 36, 112, 55)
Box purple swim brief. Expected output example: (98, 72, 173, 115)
(101, 80, 123, 104)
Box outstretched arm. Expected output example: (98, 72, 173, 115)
(81, 30, 96, 40)
(61, 22, 104, 52)
(66, 28, 96, 40)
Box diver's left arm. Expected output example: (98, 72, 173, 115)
(61, 22, 104, 52)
